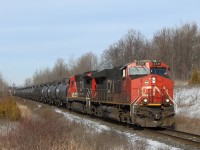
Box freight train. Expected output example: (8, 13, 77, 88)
(14, 60, 175, 127)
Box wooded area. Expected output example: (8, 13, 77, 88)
(101, 23, 200, 80)
(23, 23, 200, 86)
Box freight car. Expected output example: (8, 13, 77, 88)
(14, 60, 175, 127)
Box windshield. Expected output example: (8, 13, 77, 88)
(129, 67, 149, 75)
(150, 68, 167, 75)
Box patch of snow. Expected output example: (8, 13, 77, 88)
(0, 121, 18, 136)
(116, 130, 181, 150)
(55, 109, 181, 150)
(55, 109, 110, 133)
(33, 104, 42, 111)
(174, 86, 200, 118)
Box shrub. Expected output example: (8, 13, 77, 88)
(189, 68, 200, 84)
(0, 97, 21, 121)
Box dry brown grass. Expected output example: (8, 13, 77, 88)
(0, 117, 137, 150)
(189, 68, 200, 85)
(0, 97, 140, 150)
(17, 104, 32, 119)
(175, 115, 200, 135)
(174, 80, 188, 87)
(0, 96, 21, 121)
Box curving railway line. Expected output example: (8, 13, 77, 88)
(145, 127, 200, 149)
(55, 101, 200, 149)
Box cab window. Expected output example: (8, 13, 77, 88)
(150, 68, 167, 75)
(129, 67, 149, 75)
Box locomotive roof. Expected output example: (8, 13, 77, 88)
(91, 67, 121, 79)
(120, 60, 168, 69)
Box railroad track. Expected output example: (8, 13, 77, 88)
(58, 103, 200, 149)
(40, 102, 200, 149)
(145, 127, 200, 149)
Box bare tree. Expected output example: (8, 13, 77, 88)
(101, 29, 146, 68)
(24, 78, 32, 87)
(70, 52, 99, 74)
(32, 67, 53, 84)
(52, 58, 69, 80)
(152, 23, 200, 80)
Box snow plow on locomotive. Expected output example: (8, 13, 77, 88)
(14, 60, 175, 127)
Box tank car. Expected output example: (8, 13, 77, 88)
(41, 83, 50, 103)
(48, 82, 57, 105)
(33, 85, 42, 102)
(55, 78, 69, 107)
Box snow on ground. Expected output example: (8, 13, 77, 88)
(174, 86, 200, 118)
(55, 109, 110, 133)
(55, 109, 181, 150)
(0, 121, 18, 136)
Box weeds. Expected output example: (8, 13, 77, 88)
(189, 68, 200, 85)
(0, 97, 139, 150)
(175, 115, 200, 135)
(0, 117, 136, 150)
(0, 97, 21, 121)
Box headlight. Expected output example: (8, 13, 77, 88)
(166, 98, 170, 103)
(143, 98, 148, 103)
(152, 77, 156, 84)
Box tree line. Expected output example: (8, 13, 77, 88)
(0, 73, 9, 96)
(101, 23, 200, 80)
(24, 23, 200, 86)
(24, 52, 99, 86)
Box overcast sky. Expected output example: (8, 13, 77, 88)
(0, 0, 199, 85)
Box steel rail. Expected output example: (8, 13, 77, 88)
(145, 127, 200, 149)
